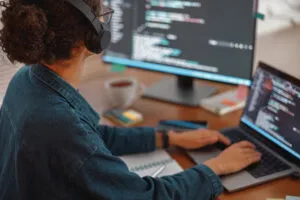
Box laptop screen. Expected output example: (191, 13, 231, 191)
(241, 63, 300, 160)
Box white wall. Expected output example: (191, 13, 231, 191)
(255, 0, 300, 78)
(257, 0, 300, 36)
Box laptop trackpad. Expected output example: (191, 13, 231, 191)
(187, 145, 221, 164)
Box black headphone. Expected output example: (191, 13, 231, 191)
(65, 0, 111, 54)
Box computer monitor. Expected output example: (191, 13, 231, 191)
(103, 0, 257, 106)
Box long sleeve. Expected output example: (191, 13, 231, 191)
(66, 126, 224, 200)
(20, 105, 223, 200)
(97, 125, 156, 155)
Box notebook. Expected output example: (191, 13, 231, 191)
(286, 196, 300, 200)
(200, 89, 247, 116)
(120, 149, 183, 177)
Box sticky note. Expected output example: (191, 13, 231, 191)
(123, 110, 143, 121)
(110, 64, 127, 73)
(123, 111, 138, 121)
(255, 12, 265, 20)
(286, 196, 300, 200)
(221, 99, 238, 106)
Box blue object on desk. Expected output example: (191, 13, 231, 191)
(160, 120, 207, 130)
(157, 120, 208, 133)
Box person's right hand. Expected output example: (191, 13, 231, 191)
(204, 141, 262, 176)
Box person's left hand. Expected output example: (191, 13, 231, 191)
(169, 129, 231, 150)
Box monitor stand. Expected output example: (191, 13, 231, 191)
(143, 75, 217, 107)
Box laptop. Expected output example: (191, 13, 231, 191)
(188, 62, 300, 192)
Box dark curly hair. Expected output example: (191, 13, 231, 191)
(0, 0, 102, 65)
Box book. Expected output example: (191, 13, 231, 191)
(266, 199, 284, 200)
(266, 197, 300, 200)
(119, 149, 183, 177)
(200, 89, 247, 116)
(286, 196, 300, 200)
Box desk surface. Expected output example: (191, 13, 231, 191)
(79, 63, 300, 200)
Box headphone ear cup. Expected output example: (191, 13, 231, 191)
(84, 28, 112, 54)
(100, 30, 111, 51)
(84, 30, 103, 54)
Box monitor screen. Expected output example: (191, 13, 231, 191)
(241, 65, 300, 160)
(103, 0, 256, 86)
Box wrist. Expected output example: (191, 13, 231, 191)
(155, 132, 164, 148)
(204, 159, 222, 176)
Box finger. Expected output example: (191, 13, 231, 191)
(247, 154, 262, 164)
(242, 149, 261, 155)
(236, 141, 256, 149)
(245, 151, 262, 159)
(216, 132, 231, 145)
(200, 136, 219, 145)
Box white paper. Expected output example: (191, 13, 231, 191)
(120, 149, 183, 177)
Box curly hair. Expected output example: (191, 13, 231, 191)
(0, 0, 101, 65)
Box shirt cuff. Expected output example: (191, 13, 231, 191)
(195, 165, 224, 197)
(139, 127, 156, 152)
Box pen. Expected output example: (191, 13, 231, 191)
(151, 165, 166, 178)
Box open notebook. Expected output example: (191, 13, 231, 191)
(120, 149, 183, 177)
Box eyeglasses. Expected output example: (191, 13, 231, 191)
(99, 5, 114, 24)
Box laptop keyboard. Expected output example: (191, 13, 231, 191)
(217, 130, 291, 178)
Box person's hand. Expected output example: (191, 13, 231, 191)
(169, 129, 231, 150)
(204, 141, 262, 175)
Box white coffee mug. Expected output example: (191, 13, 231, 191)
(105, 77, 145, 108)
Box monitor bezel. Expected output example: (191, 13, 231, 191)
(103, 1, 258, 86)
(240, 61, 300, 166)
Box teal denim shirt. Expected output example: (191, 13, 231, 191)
(0, 64, 223, 200)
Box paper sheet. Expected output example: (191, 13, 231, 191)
(120, 149, 183, 177)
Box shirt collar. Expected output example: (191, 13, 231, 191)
(30, 64, 100, 126)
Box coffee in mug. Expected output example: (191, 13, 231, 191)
(110, 80, 133, 88)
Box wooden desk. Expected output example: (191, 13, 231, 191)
(79, 63, 300, 200)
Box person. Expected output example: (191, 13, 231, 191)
(0, 0, 261, 199)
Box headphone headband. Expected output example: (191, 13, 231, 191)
(64, 0, 111, 53)
(64, 0, 102, 33)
